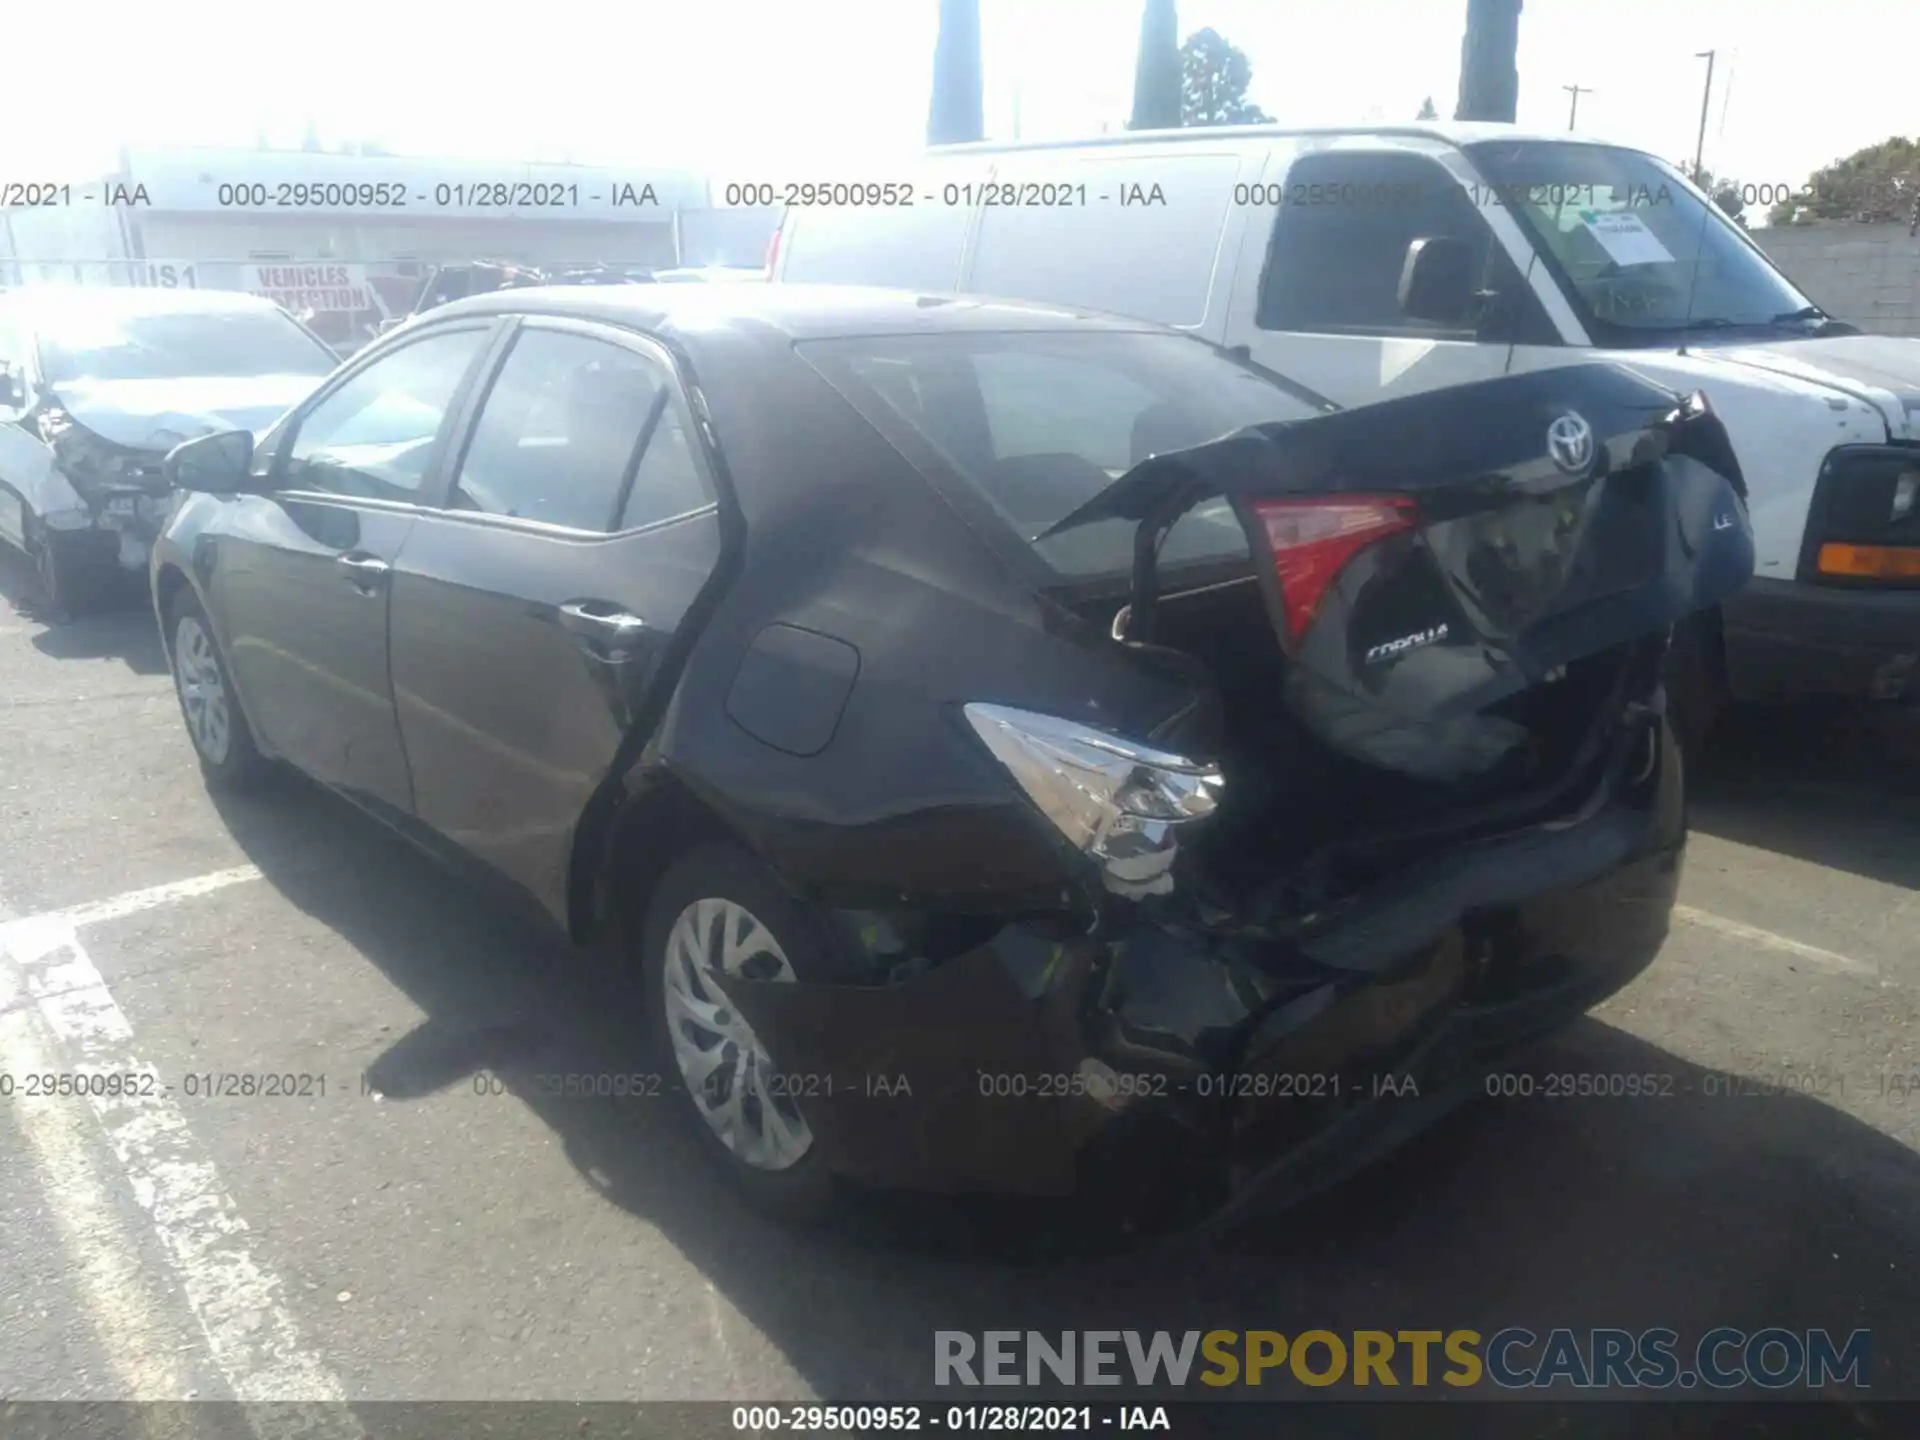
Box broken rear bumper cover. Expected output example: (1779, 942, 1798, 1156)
(720, 708, 1685, 1226)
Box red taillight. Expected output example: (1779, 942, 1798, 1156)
(1249, 495, 1419, 645)
(764, 224, 783, 278)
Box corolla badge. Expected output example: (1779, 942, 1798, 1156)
(1365, 623, 1449, 664)
(1546, 412, 1596, 475)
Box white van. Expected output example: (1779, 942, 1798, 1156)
(770, 123, 1920, 725)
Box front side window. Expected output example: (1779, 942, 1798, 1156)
(282, 327, 489, 501)
(802, 329, 1330, 580)
(451, 328, 671, 532)
(39, 305, 338, 384)
(1465, 142, 1820, 346)
(1257, 149, 1552, 343)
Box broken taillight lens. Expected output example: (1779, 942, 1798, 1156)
(1248, 495, 1419, 646)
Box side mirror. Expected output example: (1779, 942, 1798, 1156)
(165, 429, 255, 495)
(1398, 236, 1479, 326)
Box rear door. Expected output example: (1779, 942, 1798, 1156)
(209, 321, 498, 807)
(386, 315, 724, 924)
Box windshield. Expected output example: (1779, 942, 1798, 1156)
(40, 306, 338, 384)
(1464, 141, 1821, 347)
(800, 329, 1334, 579)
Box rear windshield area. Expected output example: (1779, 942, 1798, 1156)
(798, 330, 1332, 578)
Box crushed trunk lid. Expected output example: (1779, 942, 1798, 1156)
(1043, 364, 1756, 782)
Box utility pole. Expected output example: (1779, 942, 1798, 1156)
(1692, 50, 1717, 179)
(1562, 83, 1592, 130)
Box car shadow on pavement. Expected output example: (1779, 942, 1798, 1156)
(0, 545, 167, 674)
(1689, 702, 1920, 892)
(204, 772, 1916, 1436)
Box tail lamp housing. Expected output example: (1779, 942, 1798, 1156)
(962, 704, 1223, 899)
(1245, 495, 1419, 647)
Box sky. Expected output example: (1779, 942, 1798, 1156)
(7, 0, 1915, 218)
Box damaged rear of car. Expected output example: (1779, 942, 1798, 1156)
(631, 313, 1752, 1234)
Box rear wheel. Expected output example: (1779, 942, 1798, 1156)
(640, 843, 860, 1224)
(168, 590, 269, 788)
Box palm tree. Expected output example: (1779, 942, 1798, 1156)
(1455, 0, 1523, 123)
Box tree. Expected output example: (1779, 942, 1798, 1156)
(927, 0, 984, 146)
(1680, 161, 1748, 228)
(1769, 136, 1920, 228)
(1180, 28, 1272, 126)
(1129, 0, 1182, 131)
(1455, 0, 1522, 123)
(1416, 96, 1439, 120)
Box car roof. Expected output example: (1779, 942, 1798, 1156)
(922, 121, 1657, 157)
(0, 285, 290, 323)
(421, 282, 1169, 341)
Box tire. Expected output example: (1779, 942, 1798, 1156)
(639, 842, 864, 1224)
(30, 519, 111, 621)
(167, 589, 269, 789)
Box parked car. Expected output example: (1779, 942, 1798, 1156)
(0, 286, 337, 615)
(152, 285, 1752, 1230)
(770, 123, 1920, 741)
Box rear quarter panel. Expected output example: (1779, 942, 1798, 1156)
(652, 344, 1191, 910)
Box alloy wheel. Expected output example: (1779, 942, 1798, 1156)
(661, 897, 814, 1171)
(173, 615, 233, 765)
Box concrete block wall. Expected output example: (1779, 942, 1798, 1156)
(1754, 223, 1920, 337)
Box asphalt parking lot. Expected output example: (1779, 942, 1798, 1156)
(2, 544, 1917, 1438)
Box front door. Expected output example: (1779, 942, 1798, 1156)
(386, 316, 724, 924)
(207, 322, 497, 807)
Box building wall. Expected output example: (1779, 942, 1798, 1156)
(1753, 223, 1920, 338)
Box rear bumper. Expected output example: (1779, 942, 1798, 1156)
(1723, 576, 1920, 705)
(722, 709, 1685, 1229)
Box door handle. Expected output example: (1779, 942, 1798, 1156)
(558, 600, 648, 646)
(337, 552, 391, 588)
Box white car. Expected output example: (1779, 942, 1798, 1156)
(0, 286, 337, 615)
(770, 123, 1920, 738)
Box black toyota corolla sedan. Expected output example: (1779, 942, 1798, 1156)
(152, 284, 1753, 1231)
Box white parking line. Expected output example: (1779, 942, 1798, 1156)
(1674, 904, 1880, 978)
(0, 872, 358, 1437)
(0, 865, 262, 942)
(0, 994, 199, 1400)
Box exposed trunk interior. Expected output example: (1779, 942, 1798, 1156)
(1068, 573, 1664, 919)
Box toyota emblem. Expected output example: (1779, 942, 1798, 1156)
(1546, 412, 1596, 475)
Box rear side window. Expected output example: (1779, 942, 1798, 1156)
(800, 330, 1328, 580)
(451, 327, 667, 532)
(618, 403, 712, 530)
(1257, 150, 1552, 342)
(969, 154, 1240, 328)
